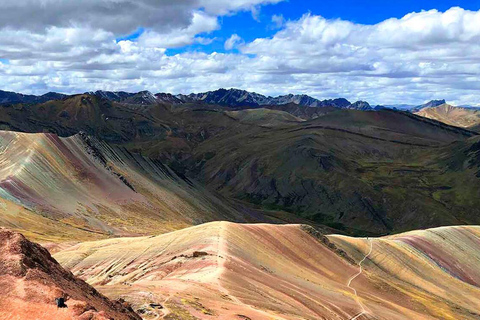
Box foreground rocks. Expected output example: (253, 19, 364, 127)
(0, 227, 141, 320)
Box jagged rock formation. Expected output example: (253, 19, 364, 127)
(421, 99, 447, 108)
(346, 100, 371, 110)
(175, 88, 356, 109)
(86, 90, 134, 102)
(411, 99, 447, 112)
(91, 88, 356, 109)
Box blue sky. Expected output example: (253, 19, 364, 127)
(267, 0, 480, 23)
(1, 0, 480, 105)
(150, 0, 480, 55)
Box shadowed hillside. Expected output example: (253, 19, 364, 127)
(182, 109, 479, 235)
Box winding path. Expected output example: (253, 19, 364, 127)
(347, 238, 373, 320)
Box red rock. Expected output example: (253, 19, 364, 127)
(0, 227, 141, 320)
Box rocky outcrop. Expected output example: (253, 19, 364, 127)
(411, 99, 446, 112)
(0, 227, 141, 320)
(1, 88, 369, 110)
(346, 100, 371, 110)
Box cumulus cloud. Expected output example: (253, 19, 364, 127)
(0, 0, 284, 33)
(0, 5, 479, 106)
(0, 0, 281, 93)
(136, 11, 220, 49)
(241, 7, 480, 104)
(224, 34, 244, 50)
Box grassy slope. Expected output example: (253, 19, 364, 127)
(189, 109, 479, 235)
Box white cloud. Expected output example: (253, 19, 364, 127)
(224, 34, 244, 50)
(136, 11, 220, 49)
(200, 0, 284, 16)
(0, 5, 480, 106)
(271, 14, 285, 28)
(0, 0, 284, 34)
(240, 7, 480, 104)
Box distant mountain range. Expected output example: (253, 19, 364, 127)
(1, 88, 365, 109)
(0, 90, 66, 105)
(2, 88, 478, 117)
(175, 88, 354, 108)
(87, 88, 362, 109)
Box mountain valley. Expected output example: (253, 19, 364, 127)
(0, 91, 479, 238)
(0, 89, 480, 319)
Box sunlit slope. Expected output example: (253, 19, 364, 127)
(0, 131, 250, 242)
(329, 226, 480, 320)
(54, 222, 480, 319)
(415, 104, 480, 130)
(54, 222, 364, 319)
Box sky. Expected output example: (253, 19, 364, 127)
(0, 0, 480, 105)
